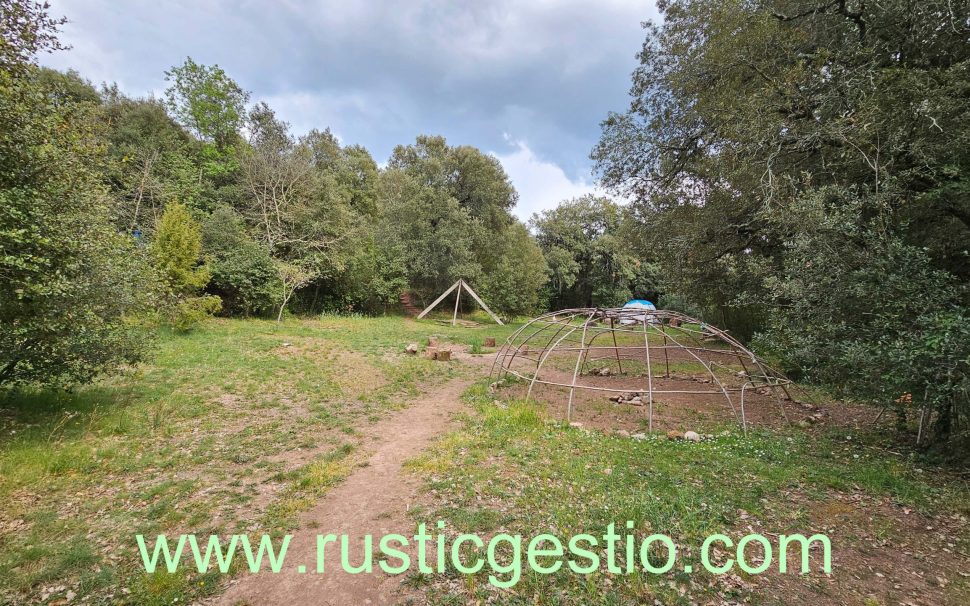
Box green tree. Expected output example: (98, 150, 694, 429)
(99, 90, 204, 231)
(151, 202, 220, 330)
(376, 167, 483, 301)
(151, 202, 209, 294)
(382, 135, 543, 316)
(163, 57, 249, 147)
(531, 196, 639, 309)
(593, 0, 970, 447)
(388, 135, 517, 232)
(1, 0, 155, 386)
(478, 222, 549, 317)
(239, 104, 353, 320)
(0, 0, 65, 75)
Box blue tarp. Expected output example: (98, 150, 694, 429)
(623, 299, 656, 310)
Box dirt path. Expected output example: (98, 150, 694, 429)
(210, 359, 484, 606)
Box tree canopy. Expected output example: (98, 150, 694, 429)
(593, 0, 970, 447)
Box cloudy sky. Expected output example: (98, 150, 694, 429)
(41, 0, 656, 221)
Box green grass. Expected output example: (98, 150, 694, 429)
(408, 380, 970, 605)
(0, 315, 520, 606)
(5, 315, 964, 605)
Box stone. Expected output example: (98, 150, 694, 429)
(405, 343, 419, 354)
(616, 429, 631, 438)
(629, 397, 643, 406)
(666, 430, 684, 440)
(631, 432, 648, 441)
(484, 337, 496, 347)
(598, 367, 612, 376)
(609, 395, 623, 402)
(569, 422, 584, 428)
(684, 430, 701, 442)
(797, 420, 811, 428)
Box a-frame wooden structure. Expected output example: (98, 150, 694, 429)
(416, 279, 504, 326)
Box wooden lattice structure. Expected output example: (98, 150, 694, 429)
(417, 279, 504, 326)
(489, 308, 793, 434)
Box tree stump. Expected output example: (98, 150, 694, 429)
(436, 350, 451, 361)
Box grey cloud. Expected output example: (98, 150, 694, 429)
(44, 0, 655, 197)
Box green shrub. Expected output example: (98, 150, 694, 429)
(168, 295, 223, 332)
(203, 207, 279, 316)
(150, 202, 219, 330)
(150, 202, 210, 294)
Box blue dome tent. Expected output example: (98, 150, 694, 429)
(620, 299, 657, 324)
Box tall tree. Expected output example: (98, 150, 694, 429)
(593, 0, 970, 446)
(163, 57, 249, 147)
(239, 104, 351, 320)
(1, 0, 154, 386)
(383, 135, 543, 316)
(531, 195, 639, 309)
(99, 89, 203, 232)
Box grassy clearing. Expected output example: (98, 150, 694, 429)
(408, 381, 970, 605)
(0, 315, 519, 606)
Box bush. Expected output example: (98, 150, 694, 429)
(757, 194, 968, 450)
(151, 201, 209, 294)
(168, 295, 223, 332)
(202, 207, 279, 316)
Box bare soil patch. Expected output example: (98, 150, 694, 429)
(737, 489, 970, 606)
(498, 351, 876, 435)
(209, 357, 490, 606)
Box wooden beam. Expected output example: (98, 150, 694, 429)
(452, 280, 461, 326)
(416, 280, 461, 320)
(459, 279, 504, 325)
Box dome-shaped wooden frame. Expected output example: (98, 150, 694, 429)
(489, 308, 793, 434)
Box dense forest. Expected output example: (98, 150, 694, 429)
(1, 0, 967, 453)
(592, 0, 970, 452)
